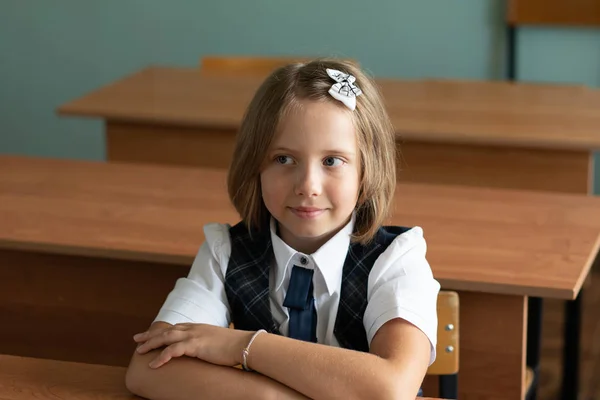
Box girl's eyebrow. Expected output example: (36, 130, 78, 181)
(269, 146, 295, 153)
(270, 146, 355, 156)
(323, 149, 356, 156)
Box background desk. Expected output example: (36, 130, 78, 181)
(58, 67, 600, 194)
(2, 156, 599, 400)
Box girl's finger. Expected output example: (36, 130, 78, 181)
(133, 326, 172, 342)
(148, 342, 188, 368)
(136, 329, 188, 354)
(133, 332, 148, 342)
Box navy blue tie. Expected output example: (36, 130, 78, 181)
(283, 265, 317, 342)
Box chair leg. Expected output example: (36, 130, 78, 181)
(506, 25, 517, 81)
(439, 374, 458, 399)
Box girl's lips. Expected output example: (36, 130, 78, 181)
(294, 207, 322, 212)
(289, 207, 325, 219)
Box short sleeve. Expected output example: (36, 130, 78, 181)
(363, 227, 440, 365)
(154, 223, 232, 328)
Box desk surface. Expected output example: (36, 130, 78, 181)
(0, 355, 442, 400)
(0, 355, 135, 400)
(1, 156, 599, 299)
(58, 66, 600, 151)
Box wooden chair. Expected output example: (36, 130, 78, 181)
(427, 290, 460, 399)
(199, 56, 313, 77)
(506, 0, 600, 80)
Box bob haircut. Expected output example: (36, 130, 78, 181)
(227, 59, 397, 244)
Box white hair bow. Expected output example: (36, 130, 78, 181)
(326, 68, 363, 111)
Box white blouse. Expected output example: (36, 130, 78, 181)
(155, 218, 441, 365)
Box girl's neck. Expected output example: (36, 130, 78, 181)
(275, 220, 346, 255)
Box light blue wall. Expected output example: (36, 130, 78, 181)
(0, 0, 598, 192)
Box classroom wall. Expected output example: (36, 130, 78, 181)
(0, 0, 599, 193)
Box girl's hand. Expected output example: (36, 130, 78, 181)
(133, 323, 254, 369)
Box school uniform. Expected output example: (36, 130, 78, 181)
(155, 216, 440, 366)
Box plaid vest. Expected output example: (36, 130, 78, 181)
(224, 221, 409, 352)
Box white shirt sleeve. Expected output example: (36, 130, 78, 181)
(363, 227, 440, 365)
(154, 223, 232, 328)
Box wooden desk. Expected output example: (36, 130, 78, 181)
(0, 355, 135, 400)
(58, 66, 600, 194)
(2, 156, 600, 400)
(0, 354, 441, 400)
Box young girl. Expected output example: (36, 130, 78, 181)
(126, 59, 440, 400)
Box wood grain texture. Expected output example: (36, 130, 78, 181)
(1, 156, 599, 299)
(508, 0, 600, 26)
(0, 354, 444, 400)
(398, 141, 593, 194)
(106, 123, 594, 195)
(0, 248, 186, 366)
(0, 355, 137, 400)
(57, 67, 600, 151)
(422, 292, 526, 400)
(107, 121, 235, 169)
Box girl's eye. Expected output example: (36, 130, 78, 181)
(323, 157, 344, 167)
(276, 155, 293, 165)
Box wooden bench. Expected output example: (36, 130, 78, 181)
(2, 156, 600, 400)
(0, 354, 446, 400)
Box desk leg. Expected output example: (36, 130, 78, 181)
(558, 153, 596, 399)
(423, 291, 526, 400)
(561, 291, 582, 400)
(526, 297, 543, 400)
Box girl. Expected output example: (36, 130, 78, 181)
(126, 59, 440, 400)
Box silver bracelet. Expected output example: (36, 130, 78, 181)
(242, 329, 266, 371)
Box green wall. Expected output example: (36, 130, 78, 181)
(0, 0, 598, 192)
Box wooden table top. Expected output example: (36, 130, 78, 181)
(0, 355, 135, 400)
(57, 66, 600, 151)
(0, 354, 445, 400)
(2, 156, 599, 299)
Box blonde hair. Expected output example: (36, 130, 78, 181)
(227, 59, 397, 244)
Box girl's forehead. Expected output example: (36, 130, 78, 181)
(273, 100, 356, 143)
